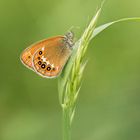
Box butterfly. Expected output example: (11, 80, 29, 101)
(20, 32, 74, 78)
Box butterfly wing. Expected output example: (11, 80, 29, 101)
(32, 36, 72, 78)
(20, 36, 64, 70)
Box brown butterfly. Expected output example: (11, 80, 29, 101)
(20, 32, 74, 78)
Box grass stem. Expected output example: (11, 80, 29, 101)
(63, 106, 71, 140)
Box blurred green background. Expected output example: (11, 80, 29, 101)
(0, 0, 140, 140)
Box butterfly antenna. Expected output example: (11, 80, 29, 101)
(67, 26, 80, 32)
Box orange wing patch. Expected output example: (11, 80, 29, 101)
(32, 38, 72, 78)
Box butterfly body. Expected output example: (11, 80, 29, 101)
(20, 32, 74, 78)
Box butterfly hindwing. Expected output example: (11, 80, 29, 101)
(32, 37, 72, 78)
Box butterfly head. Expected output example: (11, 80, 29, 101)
(65, 31, 74, 39)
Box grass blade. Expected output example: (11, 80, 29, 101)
(91, 17, 140, 40)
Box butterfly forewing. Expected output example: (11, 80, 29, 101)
(32, 37, 72, 78)
(20, 45, 39, 69)
(20, 36, 64, 70)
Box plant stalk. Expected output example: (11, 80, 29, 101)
(63, 106, 71, 140)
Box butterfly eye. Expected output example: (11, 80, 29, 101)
(38, 61, 42, 65)
(47, 66, 51, 71)
(39, 51, 43, 55)
(41, 64, 46, 69)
